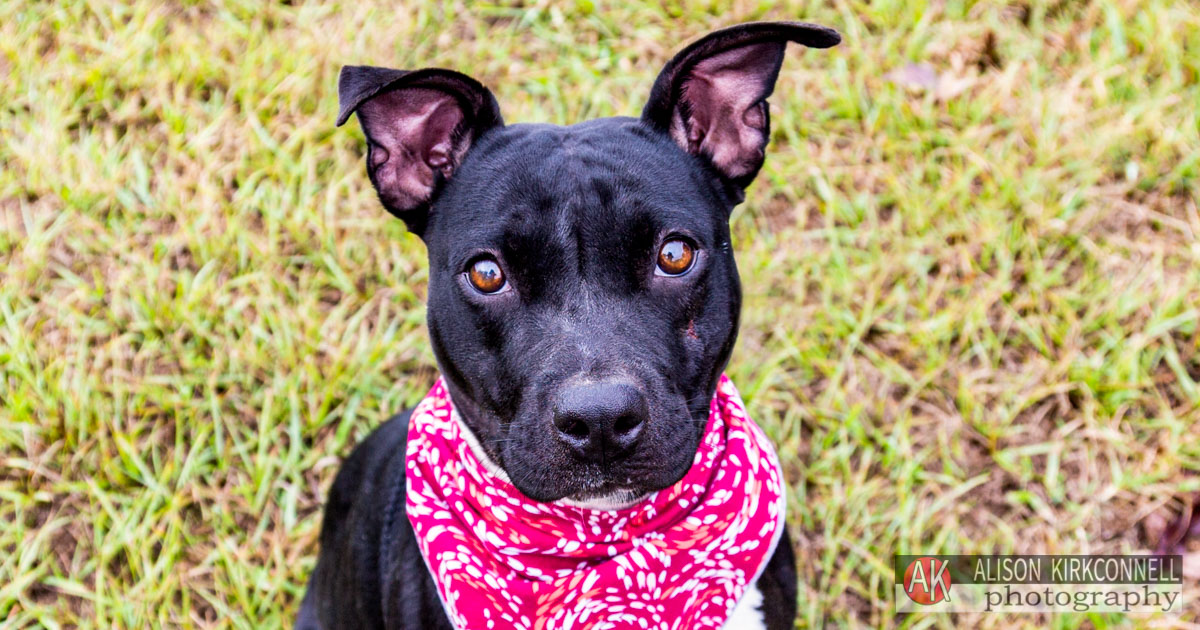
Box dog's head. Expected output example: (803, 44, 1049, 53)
(338, 22, 839, 502)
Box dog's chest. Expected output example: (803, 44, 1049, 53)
(724, 585, 766, 630)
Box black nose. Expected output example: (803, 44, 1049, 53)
(553, 382, 648, 461)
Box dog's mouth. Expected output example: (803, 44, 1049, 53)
(509, 461, 684, 505)
(489, 415, 702, 504)
(558, 468, 643, 503)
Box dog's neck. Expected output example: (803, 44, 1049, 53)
(450, 407, 512, 484)
(450, 409, 647, 511)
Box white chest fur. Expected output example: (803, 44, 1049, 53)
(724, 585, 766, 629)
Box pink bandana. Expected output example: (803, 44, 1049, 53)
(405, 375, 785, 630)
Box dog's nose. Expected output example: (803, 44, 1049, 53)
(553, 382, 648, 461)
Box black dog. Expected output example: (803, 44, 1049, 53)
(298, 21, 840, 630)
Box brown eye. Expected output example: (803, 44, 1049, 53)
(656, 239, 695, 276)
(467, 257, 507, 293)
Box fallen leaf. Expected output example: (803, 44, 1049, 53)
(886, 63, 939, 90)
(886, 63, 978, 102)
(1184, 552, 1200, 580)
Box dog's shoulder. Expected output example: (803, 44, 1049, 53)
(304, 410, 452, 630)
(319, 412, 412, 540)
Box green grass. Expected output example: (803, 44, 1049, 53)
(2, 0, 1198, 627)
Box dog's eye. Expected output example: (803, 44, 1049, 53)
(467, 257, 507, 293)
(655, 239, 695, 276)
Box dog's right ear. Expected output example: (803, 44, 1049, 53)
(337, 66, 503, 235)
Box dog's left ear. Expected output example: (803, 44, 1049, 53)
(642, 22, 840, 194)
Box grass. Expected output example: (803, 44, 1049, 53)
(2, 0, 1198, 627)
